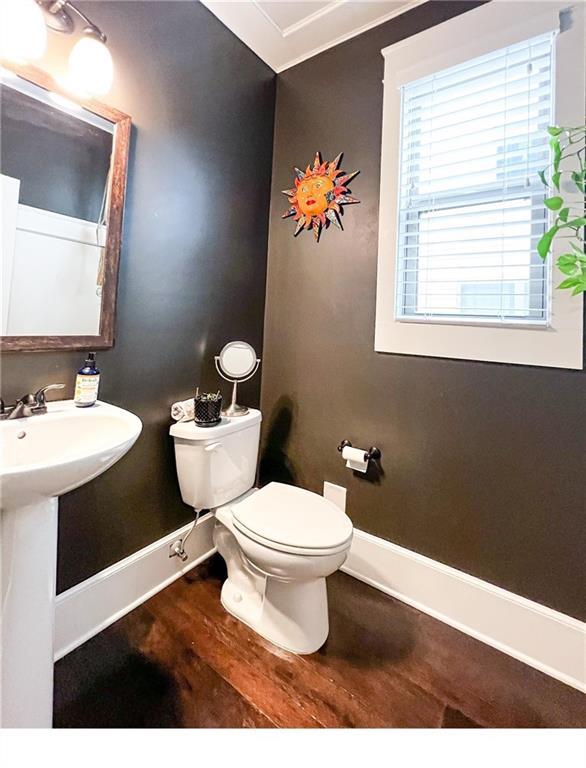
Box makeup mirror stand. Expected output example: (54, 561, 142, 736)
(214, 348, 261, 417)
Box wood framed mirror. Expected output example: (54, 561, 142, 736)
(0, 60, 131, 352)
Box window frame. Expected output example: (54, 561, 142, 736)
(374, 1, 584, 369)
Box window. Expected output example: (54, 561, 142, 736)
(408, 199, 543, 322)
(375, 2, 584, 369)
(459, 281, 519, 317)
(397, 34, 553, 325)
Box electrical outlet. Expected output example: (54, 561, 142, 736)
(323, 481, 346, 512)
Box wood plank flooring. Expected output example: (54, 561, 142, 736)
(54, 556, 586, 728)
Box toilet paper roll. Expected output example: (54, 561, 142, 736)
(342, 445, 368, 473)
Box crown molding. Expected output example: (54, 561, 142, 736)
(201, 0, 428, 73)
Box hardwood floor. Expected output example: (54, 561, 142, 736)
(54, 556, 586, 728)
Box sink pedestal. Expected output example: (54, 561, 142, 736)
(1, 400, 142, 727)
(1, 498, 58, 728)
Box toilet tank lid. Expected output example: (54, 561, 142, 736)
(170, 408, 261, 440)
(232, 482, 353, 550)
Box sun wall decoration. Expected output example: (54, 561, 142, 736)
(281, 152, 359, 242)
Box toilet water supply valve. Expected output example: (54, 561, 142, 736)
(169, 508, 202, 561)
(337, 440, 381, 473)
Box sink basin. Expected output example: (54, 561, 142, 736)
(0, 399, 142, 728)
(0, 400, 142, 507)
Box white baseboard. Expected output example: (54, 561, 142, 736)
(54, 513, 217, 661)
(342, 529, 586, 693)
(55, 518, 585, 695)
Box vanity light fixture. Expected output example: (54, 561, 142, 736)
(66, 26, 113, 96)
(0, 0, 114, 96)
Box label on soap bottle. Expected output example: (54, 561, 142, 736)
(74, 374, 100, 404)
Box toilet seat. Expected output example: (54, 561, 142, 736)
(231, 482, 353, 556)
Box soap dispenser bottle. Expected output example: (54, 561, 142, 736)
(74, 352, 100, 407)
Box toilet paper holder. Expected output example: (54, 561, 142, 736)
(337, 440, 381, 463)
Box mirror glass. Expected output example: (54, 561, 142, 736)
(218, 341, 257, 380)
(1, 68, 114, 337)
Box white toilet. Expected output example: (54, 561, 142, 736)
(170, 408, 353, 654)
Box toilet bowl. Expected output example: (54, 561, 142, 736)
(214, 482, 353, 654)
(170, 409, 353, 654)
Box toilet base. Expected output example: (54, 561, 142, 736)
(214, 513, 335, 654)
(220, 575, 329, 655)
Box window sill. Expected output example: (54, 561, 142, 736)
(395, 315, 550, 330)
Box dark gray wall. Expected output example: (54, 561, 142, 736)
(261, 1, 586, 620)
(1, 1, 275, 592)
(1, 87, 112, 221)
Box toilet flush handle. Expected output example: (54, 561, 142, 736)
(204, 442, 222, 453)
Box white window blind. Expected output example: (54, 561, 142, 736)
(396, 32, 555, 325)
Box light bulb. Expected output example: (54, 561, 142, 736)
(0, 0, 47, 63)
(67, 32, 113, 96)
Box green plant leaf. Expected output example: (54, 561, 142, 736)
(538, 169, 548, 187)
(570, 241, 585, 256)
(569, 249, 586, 266)
(565, 217, 586, 228)
(558, 276, 581, 289)
(544, 196, 563, 210)
(537, 225, 558, 260)
(558, 207, 570, 222)
(549, 136, 562, 171)
(557, 254, 578, 275)
(547, 126, 563, 136)
(571, 283, 586, 295)
(557, 254, 577, 266)
(559, 265, 579, 276)
(552, 171, 561, 190)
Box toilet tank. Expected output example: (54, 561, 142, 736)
(170, 409, 261, 510)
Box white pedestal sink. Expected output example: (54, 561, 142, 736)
(0, 400, 142, 728)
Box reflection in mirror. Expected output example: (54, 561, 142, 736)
(215, 341, 261, 417)
(1, 69, 114, 337)
(218, 341, 258, 379)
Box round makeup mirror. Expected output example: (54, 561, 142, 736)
(218, 341, 257, 379)
(215, 341, 261, 417)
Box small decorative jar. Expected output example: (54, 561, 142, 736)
(194, 390, 222, 427)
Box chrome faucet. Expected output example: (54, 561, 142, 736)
(2, 384, 65, 420)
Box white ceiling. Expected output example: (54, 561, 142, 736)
(201, 0, 428, 72)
